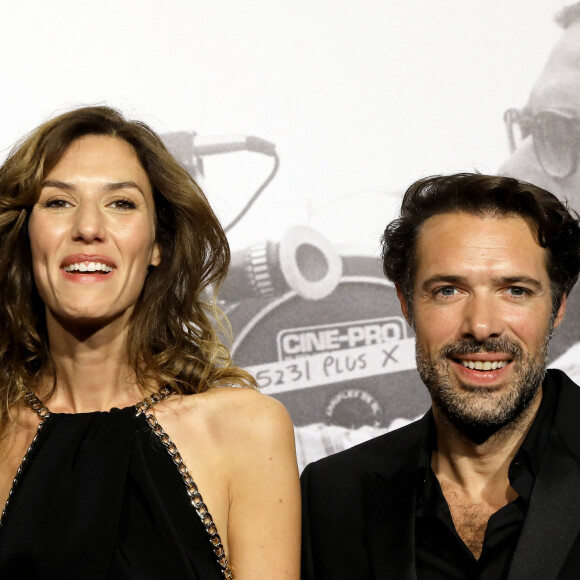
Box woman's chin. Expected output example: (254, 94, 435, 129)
(47, 304, 133, 331)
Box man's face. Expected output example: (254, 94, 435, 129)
(397, 212, 566, 440)
(500, 21, 580, 211)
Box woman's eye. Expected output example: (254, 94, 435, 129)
(44, 198, 71, 209)
(109, 198, 137, 210)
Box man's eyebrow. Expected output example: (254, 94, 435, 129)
(493, 276, 544, 290)
(420, 275, 545, 291)
(41, 180, 144, 195)
(420, 275, 467, 290)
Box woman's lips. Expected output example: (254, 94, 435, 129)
(60, 254, 116, 269)
(60, 255, 117, 283)
(63, 261, 114, 273)
(61, 268, 116, 283)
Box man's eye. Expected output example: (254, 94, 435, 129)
(508, 287, 529, 297)
(436, 286, 457, 297)
(109, 198, 137, 210)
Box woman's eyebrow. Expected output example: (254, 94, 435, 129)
(41, 179, 144, 196)
(41, 179, 75, 191)
(103, 181, 144, 195)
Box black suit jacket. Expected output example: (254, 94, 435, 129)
(301, 369, 580, 580)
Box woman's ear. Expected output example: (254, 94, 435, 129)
(150, 242, 161, 267)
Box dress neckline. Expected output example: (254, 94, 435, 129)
(6, 386, 233, 577)
(23, 386, 176, 418)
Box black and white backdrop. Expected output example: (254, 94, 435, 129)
(2, 0, 578, 470)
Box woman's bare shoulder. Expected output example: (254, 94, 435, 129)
(157, 386, 300, 578)
(157, 386, 294, 447)
(199, 386, 289, 417)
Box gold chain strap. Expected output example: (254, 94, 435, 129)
(15, 388, 234, 578)
(0, 392, 52, 527)
(134, 386, 175, 415)
(135, 389, 234, 579)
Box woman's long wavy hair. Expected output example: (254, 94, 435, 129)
(0, 105, 256, 428)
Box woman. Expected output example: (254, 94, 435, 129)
(0, 106, 300, 579)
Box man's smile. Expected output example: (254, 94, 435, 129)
(459, 360, 509, 370)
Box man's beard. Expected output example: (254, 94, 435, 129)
(416, 333, 550, 444)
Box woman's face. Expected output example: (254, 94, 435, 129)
(28, 135, 161, 328)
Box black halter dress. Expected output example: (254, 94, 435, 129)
(0, 391, 230, 579)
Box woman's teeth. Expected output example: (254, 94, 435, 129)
(63, 262, 113, 273)
(461, 360, 508, 371)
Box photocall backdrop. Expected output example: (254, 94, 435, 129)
(1, 0, 577, 470)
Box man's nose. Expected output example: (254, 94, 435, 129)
(460, 293, 505, 343)
(71, 203, 106, 243)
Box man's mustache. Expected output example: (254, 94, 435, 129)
(440, 337, 523, 359)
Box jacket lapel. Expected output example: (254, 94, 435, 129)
(362, 469, 417, 580)
(354, 370, 580, 580)
(508, 371, 580, 580)
(360, 416, 428, 580)
(507, 428, 580, 580)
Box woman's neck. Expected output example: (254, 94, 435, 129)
(38, 314, 146, 413)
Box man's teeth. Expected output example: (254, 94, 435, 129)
(461, 360, 508, 371)
(64, 262, 113, 273)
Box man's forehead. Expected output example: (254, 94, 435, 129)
(415, 212, 547, 273)
(529, 22, 580, 113)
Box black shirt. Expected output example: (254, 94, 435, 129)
(415, 375, 558, 580)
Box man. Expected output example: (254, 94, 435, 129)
(301, 173, 580, 579)
(500, 5, 580, 370)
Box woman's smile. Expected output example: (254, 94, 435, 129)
(61, 253, 117, 283)
(28, 135, 161, 324)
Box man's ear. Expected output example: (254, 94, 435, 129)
(395, 284, 413, 327)
(553, 293, 567, 330)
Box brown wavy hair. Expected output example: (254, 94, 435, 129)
(0, 105, 256, 426)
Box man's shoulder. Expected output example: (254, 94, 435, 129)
(548, 367, 580, 417)
(548, 368, 580, 457)
(302, 414, 427, 482)
(548, 368, 580, 391)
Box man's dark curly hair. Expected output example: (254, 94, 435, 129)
(381, 173, 580, 320)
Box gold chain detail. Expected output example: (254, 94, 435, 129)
(0, 392, 52, 527)
(135, 390, 234, 579)
(134, 386, 175, 415)
(7, 389, 233, 577)
(24, 391, 51, 419)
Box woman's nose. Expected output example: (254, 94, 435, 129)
(71, 203, 106, 243)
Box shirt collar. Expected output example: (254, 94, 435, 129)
(416, 372, 559, 504)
